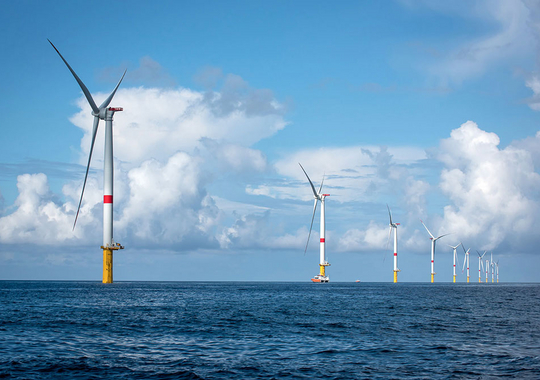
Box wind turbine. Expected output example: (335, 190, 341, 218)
(489, 252, 494, 283)
(477, 250, 486, 283)
(449, 243, 461, 283)
(491, 252, 495, 283)
(461, 244, 471, 283)
(421, 220, 450, 283)
(485, 258, 490, 283)
(386, 205, 400, 283)
(495, 260, 499, 283)
(299, 163, 330, 283)
(49, 40, 125, 284)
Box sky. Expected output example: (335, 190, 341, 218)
(1, 0, 540, 282)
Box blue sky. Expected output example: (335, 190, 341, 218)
(1, 0, 540, 282)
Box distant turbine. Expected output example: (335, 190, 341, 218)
(461, 244, 471, 283)
(421, 220, 450, 283)
(49, 40, 125, 284)
(299, 163, 330, 283)
(449, 243, 461, 283)
(485, 258, 489, 283)
(495, 260, 499, 283)
(477, 250, 486, 283)
(386, 205, 400, 283)
(490, 252, 495, 283)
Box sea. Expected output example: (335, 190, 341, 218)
(1, 282, 539, 379)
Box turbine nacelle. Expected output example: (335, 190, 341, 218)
(92, 107, 123, 120)
(386, 205, 399, 229)
(420, 219, 449, 241)
(477, 250, 487, 259)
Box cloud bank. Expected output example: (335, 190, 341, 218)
(438, 121, 540, 251)
(0, 71, 288, 252)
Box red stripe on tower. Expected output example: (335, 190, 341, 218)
(320, 238, 325, 243)
(104, 195, 113, 204)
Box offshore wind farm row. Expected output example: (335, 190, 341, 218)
(299, 165, 502, 284)
(50, 39, 502, 285)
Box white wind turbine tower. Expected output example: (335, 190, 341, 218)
(495, 260, 499, 283)
(386, 205, 400, 283)
(461, 244, 471, 283)
(491, 252, 495, 283)
(49, 40, 125, 284)
(299, 163, 330, 283)
(477, 250, 486, 283)
(421, 220, 450, 283)
(449, 243, 461, 283)
(485, 258, 490, 283)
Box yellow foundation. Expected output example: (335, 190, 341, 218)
(393, 271, 398, 283)
(453, 275, 456, 283)
(479, 277, 481, 283)
(102, 248, 113, 284)
(431, 273, 434, 283)
(319, 265, 325, 277)
(101, 244, 124, 284)
(467, 276, 469, 283)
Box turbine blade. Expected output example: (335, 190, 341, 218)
(387, 204, 393, 225)
(304, 199, 319, 255)
(299, 163, 319, 199)
(420, 220, 435, 239)
(318, 173, 325, 194)
(434, 233, 450, 241)
(48, 39, 99, 115)
(462, 252, 467, 272)
(73, 116, 99, 230)
(99, 69, 127, 109)
(383, 226, 392, 263)
(461, 242, 467, 253)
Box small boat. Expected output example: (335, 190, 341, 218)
(355, 280, 361, 283)
(311, 274, 329, 283)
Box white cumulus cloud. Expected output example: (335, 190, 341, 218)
(0, 70, 288, 252)
(0, 174, 76, 244)
(437, 121, 540, 251)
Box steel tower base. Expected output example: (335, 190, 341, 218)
(393, 269, 400, 283)
(101, 244, 124, 284)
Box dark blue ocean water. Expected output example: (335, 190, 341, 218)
(1, 282, 539, 379)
